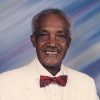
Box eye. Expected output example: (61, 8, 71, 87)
(57, 34, 65, 38)
(56, 32, 66, 40)
(40, 32, 48, 37)
(38, 31, 49, 40)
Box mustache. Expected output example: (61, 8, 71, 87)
(42, 45, 61, 52)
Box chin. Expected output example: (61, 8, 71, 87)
(41, 59, 62, 67)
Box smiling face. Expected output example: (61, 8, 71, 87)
(31, 13, 71, 69)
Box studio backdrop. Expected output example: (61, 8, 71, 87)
(0, 0, 100, 97)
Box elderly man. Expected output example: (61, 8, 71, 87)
(0, 9, 99, 100)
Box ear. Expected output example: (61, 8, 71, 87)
(67, 37, 71, 48)
(31, 35, 36, 47)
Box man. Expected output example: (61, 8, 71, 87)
(0, 9, 99, 100)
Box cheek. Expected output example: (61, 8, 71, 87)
(60, 42, 68, 50)
(37, 37, 47, 46)
(36, 41, 45, 54)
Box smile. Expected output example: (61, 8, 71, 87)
(45, 51, 58, 55)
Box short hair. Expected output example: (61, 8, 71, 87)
(32, 8, 71, 38)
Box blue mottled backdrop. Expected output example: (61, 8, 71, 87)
(0, 0, 100, 97)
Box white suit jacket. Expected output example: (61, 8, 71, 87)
(0, 58, 99, 100)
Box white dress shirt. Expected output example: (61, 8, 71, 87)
(35, 58, 65, 100)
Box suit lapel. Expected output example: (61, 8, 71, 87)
(62, 66, 82, 100)
(23, 60, 47, 100)
(62, 66, 74, 100)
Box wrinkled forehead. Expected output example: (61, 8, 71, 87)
(39, 14, 70, 30)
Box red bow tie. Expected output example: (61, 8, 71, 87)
(40, 75, 68, 87)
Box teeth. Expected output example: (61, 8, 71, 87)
(46, 51, 57, 55)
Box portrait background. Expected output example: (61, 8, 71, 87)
(0, 0, 100, 97)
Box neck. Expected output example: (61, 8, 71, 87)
(42, 63, 61, 76)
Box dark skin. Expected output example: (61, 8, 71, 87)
(31, 14, 71, 76)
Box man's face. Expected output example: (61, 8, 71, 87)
(31, 14, 70, 67)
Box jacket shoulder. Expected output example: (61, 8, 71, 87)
(63, 66, 94, 83)
(63, 66, 99, 100)
(0, 60, 35, 82)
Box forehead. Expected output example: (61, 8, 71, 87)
(39, 14, 69, 30)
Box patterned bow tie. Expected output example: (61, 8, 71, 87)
(40, 75, 68, 87)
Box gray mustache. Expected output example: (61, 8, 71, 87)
(43, 46, 61, 52)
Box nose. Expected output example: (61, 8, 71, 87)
(49, 36, 56, 47)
